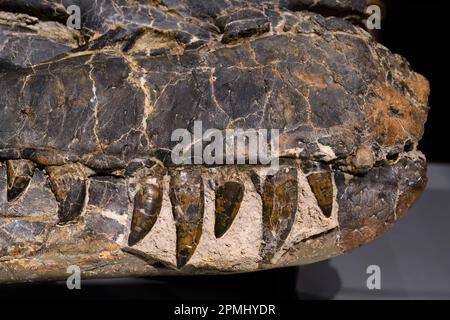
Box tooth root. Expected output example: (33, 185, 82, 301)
(46, 164, 88, 224)
(128, 177, 163, 246)
(307, 170, 333, 218)
(214, 181, 245, 238)
(261, 167, 298, 262)
(6, 160, 36, 202)
(169, 168, 204, 269)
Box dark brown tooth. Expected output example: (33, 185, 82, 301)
(307, 169, 333, 218)
(6, 160, 36, 202)
(128, 177, 163, 246)
(46, 164, 88, 224)
(169, 168, 204, 269)
(214, 181, 245, 238)
(261, 167, 298, 262)
(249, 170, 263, 196)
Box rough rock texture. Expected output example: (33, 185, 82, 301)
(0, 0, 429, 282)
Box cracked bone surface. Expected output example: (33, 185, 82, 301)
(0, 0, 429, 282)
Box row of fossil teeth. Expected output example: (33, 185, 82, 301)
(4, 159, 334, 269)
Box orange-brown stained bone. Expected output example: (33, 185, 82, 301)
(169, 168, 204, 268)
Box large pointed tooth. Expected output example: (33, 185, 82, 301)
(307, 169, 333, 218)
(6, 160, 36, 202)
(46, 164, 88, 223)
(214, 181, 245, 238)
(169, 168, 204, 269)
(174, 222, 203, 269)
(261, 167, 298, 262)
(128, 177, 163, 246)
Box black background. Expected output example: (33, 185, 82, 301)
(382, 0, 449, 163)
